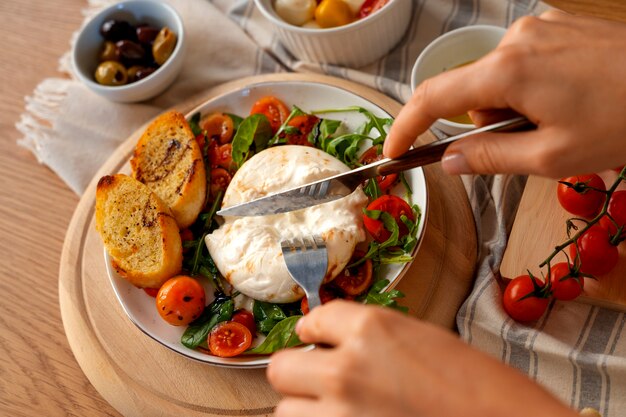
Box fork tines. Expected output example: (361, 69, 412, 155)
(281, 235, 326, 252)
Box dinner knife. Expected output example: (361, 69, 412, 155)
(216, 116, 534, 217)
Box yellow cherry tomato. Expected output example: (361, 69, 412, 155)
(315, 0, 354, 28)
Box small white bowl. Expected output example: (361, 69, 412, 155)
(72, 0, 185, 103)
(254, 0, 412, 68)
(411, 25, 506, 135)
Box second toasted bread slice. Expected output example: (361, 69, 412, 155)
(95, 174, 182, 289)
(131, 111, 206, 229)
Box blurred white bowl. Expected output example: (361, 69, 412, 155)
(411, 25, 506, 135)
(72, 0, 185, 103)
(254, 0, 412, 68)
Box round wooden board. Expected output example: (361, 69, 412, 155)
(59, 73, 477, 417)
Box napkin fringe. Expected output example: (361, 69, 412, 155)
(16, 78, 73, 161)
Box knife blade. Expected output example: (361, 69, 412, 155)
(216, 116, 533, 217)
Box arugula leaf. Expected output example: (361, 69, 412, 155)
(269, 106, 306, 145)
(245, 316, 303, 354)
(188, 112, 202, 137)
(363, 177, 382, 200)
(231, 114, 272, 168)
(181, 298, 234, 349)
(312, 106, 393, 143)
(364, 279, 408, 313)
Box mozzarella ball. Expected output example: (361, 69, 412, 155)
(274, 0, 317, 26)
(206, 146, 368, 303)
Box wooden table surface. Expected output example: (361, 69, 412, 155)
(1, 1, 625, 416)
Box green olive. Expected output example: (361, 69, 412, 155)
(152, 27, 177, 66)
(99, 41, 118, 62)
(94, 61, 128, 86)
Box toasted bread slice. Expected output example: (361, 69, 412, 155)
(130, 111, 206, 229)
(95, 174, 182, 289)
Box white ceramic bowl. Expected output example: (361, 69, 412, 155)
(105, 80, 429, 368)
(254, 0, 412, 67)
(72, 0, 185, 103)
(411, 25, 506, 135)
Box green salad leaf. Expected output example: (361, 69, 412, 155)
(231, 113, 273, 168)
(245, 316, 303, 354)
(181, 297, 234, 349)
(188, 112, 202, 137)
(363, 279, 408, 313)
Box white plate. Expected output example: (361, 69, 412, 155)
(104, 81, 428, 368)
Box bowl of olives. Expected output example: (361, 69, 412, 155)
(72, 0, 185, 103)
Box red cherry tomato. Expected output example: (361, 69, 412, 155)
(363, 195, 415, 243)
(557, 174, 606, 218)
(358, 0, 390, 18)
(301, 285, 338, 315)
(231, 309, 257, 336)
(208, 321, 252, 357)
(208, 142, 234, 171)
(503, 275, 549, 322)
(359, 145, 399, 192)
(333, 250, 373, 296)
(156, 276, 206, 326)
(200, 112, 234, 144)
(143, 287, 159, 297)
(195, 132, 206, 150)
(569, 225, 619, 276)
(282, 114, 319, 146)
(599, 190, 626, 239)
(547, 262, 584, 301)
(210, 168, 232, 197)
(250, 96, 290, 134)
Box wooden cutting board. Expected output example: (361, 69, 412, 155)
(501, 171, 626, 311)
(59, 73, 477, 417)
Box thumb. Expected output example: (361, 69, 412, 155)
(442, 130, 546, 176)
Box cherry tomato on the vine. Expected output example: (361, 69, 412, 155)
(599, 190, 626, 239)
(359, 145, 399, 192)
(231, 309, 257, 336)
(208, 321, 252, 357)
(333, 250, 373, 296)
(363, 195, 415, 243)
(250, 96, 290, 134)
(557, 174, 606, 218)
(569, 225, 619, 276)
(156, 276, 206, 326)
(547, 262, 584, 301)
(503, 275, 549, 322)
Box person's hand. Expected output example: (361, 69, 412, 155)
(267, 301, 579, 417)
(384, 11, 626, 178)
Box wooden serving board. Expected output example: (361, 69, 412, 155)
(501, 172, 626, 311)
(59, 73, 477, 417)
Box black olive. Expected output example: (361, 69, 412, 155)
(100, 19, 136, 42)
(115, 40, 146, 65)
(136, 25, 160, 45)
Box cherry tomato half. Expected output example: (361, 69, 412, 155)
(557, 174, 606, 218)
(333, 250, 373, 296)
(208, 321, 252, 357)
(231, 309, 257, 336)
(210, 167, 232, 198)
(200, 112, 234, 144)
(208, 142, 234, 171)
(599, 190, 626, 239)
(547, 262, 584, 301)
(363, 195, 415, 243)
(569, 225, 619, 276)
(359, 145, 399, 192)
(282, 114, 319, 146)
(250, 96, 290, 134)
(301, 285, 338, 315)
(503, 275, 549, 322)
(156, 276, 206, 326)
(358, 0, 390, 18)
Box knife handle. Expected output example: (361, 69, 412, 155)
(377, 117, 535, 176)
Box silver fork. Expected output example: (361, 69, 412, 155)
(281, 235, 328, 311)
